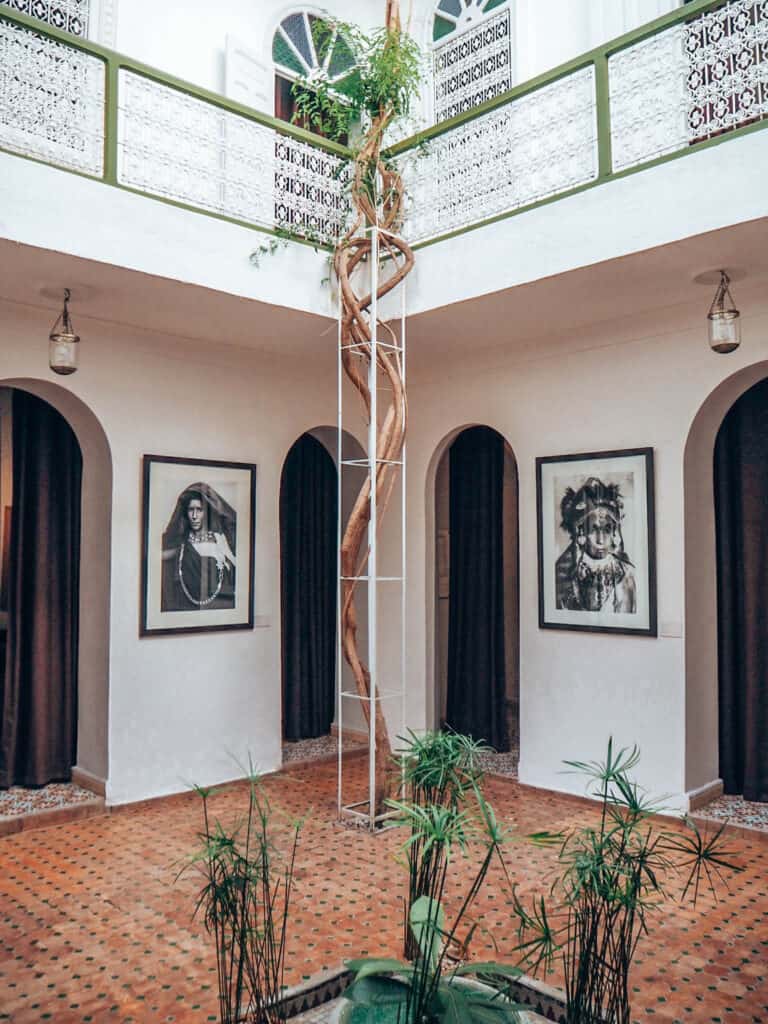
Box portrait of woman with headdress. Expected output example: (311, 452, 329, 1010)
(536, 449, 656, 635)
(555, 476, 637, 614)
(161, 482, 237, 612)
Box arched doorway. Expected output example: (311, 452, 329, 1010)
(684, 361, 768, 806)
(433, 425, 519, 754)
(713, 380, 768, 802)
(0, 385, 97, 790)
(280, 432, 338, 741)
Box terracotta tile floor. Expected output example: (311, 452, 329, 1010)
(0, 760, 766, 1024)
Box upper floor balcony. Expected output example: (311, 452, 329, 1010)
(0, 0, 766, 323)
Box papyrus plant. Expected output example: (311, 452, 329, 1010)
(510, 740, 742, 1024)
(183, 770, 302, 1024)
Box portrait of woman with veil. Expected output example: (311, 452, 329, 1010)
(141, 456, 256, 635)
(161, 483, 237, 612)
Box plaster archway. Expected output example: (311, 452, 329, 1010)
(425, 423, 519, 745)
(683, 359, 768, 800)
(0, 378, 112, 790)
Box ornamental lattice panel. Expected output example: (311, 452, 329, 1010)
(402, 65, 598, 244)
(117, 71, 349, 244)
(0, 17, 104, 175)
(610, 0, 768, 172)
(0, 0, 89, 37)
(433, 8, 513, 124)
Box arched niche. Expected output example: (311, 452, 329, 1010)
(0, 378, 112, 791)
(683, 359, 768, 800)
(425, 423, 519, 748)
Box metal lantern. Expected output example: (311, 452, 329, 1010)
(707, 271, 741, 354)
(48, 288, 80, 375)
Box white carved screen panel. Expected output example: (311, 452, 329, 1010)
(433, 7, 513, 124)
(608, 25, 689, 172)
(0, 0, 89, 37)
(403, 65, 598, 244)
(0, 17, 104, 175)
(117, 71, 349, 244)
(610, 0, 768, 172)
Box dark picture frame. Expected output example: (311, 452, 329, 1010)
(536, 448, 656, 636)
(140, 454, 256, 636)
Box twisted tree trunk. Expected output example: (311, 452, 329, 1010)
(335, 0, 415, 819)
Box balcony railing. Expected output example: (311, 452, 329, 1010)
(390, 0, 768, 245)
(0, 0, 766, 253)
(0, 8, 351, 246)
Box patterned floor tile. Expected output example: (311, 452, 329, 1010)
(0, 761, 765, 1024)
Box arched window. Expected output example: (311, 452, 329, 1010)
(272, 11, 354, 129)
(431, 0, 513, 124)
(433, 0, 508, 42)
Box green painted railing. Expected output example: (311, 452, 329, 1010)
(0, 6, 353, 246)
(0, 0, 765, 252)
(387, 0, 768, 247)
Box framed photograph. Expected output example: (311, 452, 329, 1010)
(141, 455, 256, 636)
(536, 448, 656, 636)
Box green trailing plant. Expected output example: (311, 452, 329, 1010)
(344, 783, 526, 1024)
(509, 739, 742, 1024)
(290, 17, 424, 148)
(183, 769, 302, 1024)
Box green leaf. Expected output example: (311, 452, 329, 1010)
(434, 983, 471, 1024)
(345, 975, 410, 1006)
(453, 963, 522, 980)
(410, 895, 444, 970)
(348, 958, 416, 982)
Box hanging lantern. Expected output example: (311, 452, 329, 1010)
(48, 289, 80, 375)
(707, 271, 741, 354)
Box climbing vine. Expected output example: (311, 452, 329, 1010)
(294, 2, 422, 815)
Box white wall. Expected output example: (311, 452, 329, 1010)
(405, 295, 768, 810)
(115, 0, 384, 101)
(0, 297, 339, 804)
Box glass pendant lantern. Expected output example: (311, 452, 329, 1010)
(707, 271, 741, 354)
(48, 289, 80, 375)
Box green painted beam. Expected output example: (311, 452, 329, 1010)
(593, 54, 612, 181)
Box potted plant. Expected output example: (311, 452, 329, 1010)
(509, 740, 742, 1024)
(183, 767, 302, 1024)
(333, 732, 557, 1023)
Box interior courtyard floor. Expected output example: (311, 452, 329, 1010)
(0, 757, 766, 1024)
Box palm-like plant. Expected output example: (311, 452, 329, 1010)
(344, 781, 525, 1024)
(510, 740, 742, 1024)
(183, 770, 302, 1024)
(396, 730, 490, 958)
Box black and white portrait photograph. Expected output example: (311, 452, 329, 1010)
(141, 455, 256, 635)
(536, 448, 656, 635)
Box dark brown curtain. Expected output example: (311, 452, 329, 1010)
(715, 380, 768, 802)
(280, 434, 337, 741)
(0, 390, 82, 788)
(446, 427, 508, 751)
